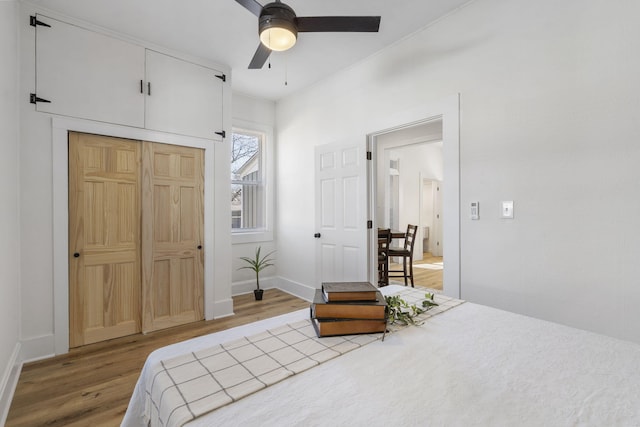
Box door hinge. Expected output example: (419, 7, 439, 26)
(367, 220, 373, 229)
(215, 130, 226, 138)
(366, 151, 372, 160)
(215, 74, 226, 82)
(30, 16, 51, 28)
(30, 93, 51, 104)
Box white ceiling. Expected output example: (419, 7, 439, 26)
(27, 0, 472, 101)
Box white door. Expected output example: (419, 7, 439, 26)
(145, 50, 224, 141)
(35, 14, 145, 127)
(314, 142, 368, 285)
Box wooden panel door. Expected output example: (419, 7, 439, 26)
(69, 132, 141, 347)
(142, 141, 204, 333)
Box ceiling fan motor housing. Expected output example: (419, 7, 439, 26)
(259, 1, 298, 42)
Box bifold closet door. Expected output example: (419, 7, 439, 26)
(141, 141, 204, 333)
(68, 132, 141, 347)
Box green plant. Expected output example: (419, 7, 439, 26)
(238, 246, 276, 291)
(385, 292, 438, 325)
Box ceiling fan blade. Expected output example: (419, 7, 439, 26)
(248, 43, 272, 69)
(296, 16, 381, 33)
(235, 0, 263, 17)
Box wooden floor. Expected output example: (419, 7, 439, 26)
(389, 252, 443, 290)
(6, 289, 309, 427)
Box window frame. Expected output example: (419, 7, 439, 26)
(231, 120, 274, 244)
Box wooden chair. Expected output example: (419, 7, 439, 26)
(387, 224, 418, 287)
(377, 229, 391, 287)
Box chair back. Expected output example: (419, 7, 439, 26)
(404, 224, 418, 252)
(378, 228, 391, 254)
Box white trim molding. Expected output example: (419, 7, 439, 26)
(0, 343, 21, 426)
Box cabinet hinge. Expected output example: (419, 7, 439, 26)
(367, 220, 373, 229)
(30, 16, 51, 28)
(30, 93, 51, 104)
(366, 151, 372, 160)
(215, 74, 226, 82)
(215, 130, 226, 138)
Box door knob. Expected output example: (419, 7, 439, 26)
(197, 245, 202, 250)
(314, 233, 321, 238)
(73, 252, 80, 258)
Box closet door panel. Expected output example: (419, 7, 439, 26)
(142, 141, 204, 333)
(35, 14, 145, 126)
(68, 132, 142, 347)
(145, 50, 224, 140)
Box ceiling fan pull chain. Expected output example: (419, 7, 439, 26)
(268, 32, 272, 68)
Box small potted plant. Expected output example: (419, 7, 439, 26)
(238, 246, 276, 300)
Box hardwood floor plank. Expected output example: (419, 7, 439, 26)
(389, 252, 443, 290)
(6, 289, 309, 427)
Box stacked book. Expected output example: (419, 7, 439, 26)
(310, 282, 387, 337)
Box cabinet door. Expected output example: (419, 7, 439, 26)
(35, 14, 145, 127)
(145, 50, 224, 141)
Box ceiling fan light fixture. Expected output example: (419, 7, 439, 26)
(259, 24, 297, 51)
(258, 1, 298, 51)
(238, 0, 382, 69)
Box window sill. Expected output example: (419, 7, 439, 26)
(232, 229, 274, 245)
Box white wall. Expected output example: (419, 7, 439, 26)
(395, 143, 443, 257)
(231, 93, 279, 295)
(0, 2, 22, 422)
(276, 0, 640, 342)
(375, 120, 443, 231)
(393, 144, 442, 229)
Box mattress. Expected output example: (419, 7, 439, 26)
(122, 285, 640, 426)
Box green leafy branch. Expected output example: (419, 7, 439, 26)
(385, 292, 439, 326)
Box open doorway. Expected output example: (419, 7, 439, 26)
(366, 94, 459, 298)
(374, 121, 444, 289)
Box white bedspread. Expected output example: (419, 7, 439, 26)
(123, 286, 640, 426)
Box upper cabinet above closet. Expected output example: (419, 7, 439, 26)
(33, 15, 145, 128)
(145, 50, 225, 141)
(32, 14, 226, 141)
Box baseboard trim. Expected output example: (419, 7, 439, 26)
(270, 277, 316, 302)
(211, 297, 234, 320)
(232, 276, 315, 302)
(19, 334, 56, 364)
(0, 343, 21, 426)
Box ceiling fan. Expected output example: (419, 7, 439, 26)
(235, 0, 381, 69)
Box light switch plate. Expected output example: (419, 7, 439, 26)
(501, 201, 514, 219)
(470, 202, 479, 220)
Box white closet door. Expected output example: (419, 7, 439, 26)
(145, 50, 224, 141)
(35, 14, 145, 127)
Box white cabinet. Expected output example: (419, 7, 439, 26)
(33, 14, 226, 140)
(34, 14, 145, 127)
(145, 50, 224, 141)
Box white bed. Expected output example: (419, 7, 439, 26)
(122, 285, 640, 426)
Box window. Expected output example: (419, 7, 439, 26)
(231, 129, 265, 232)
